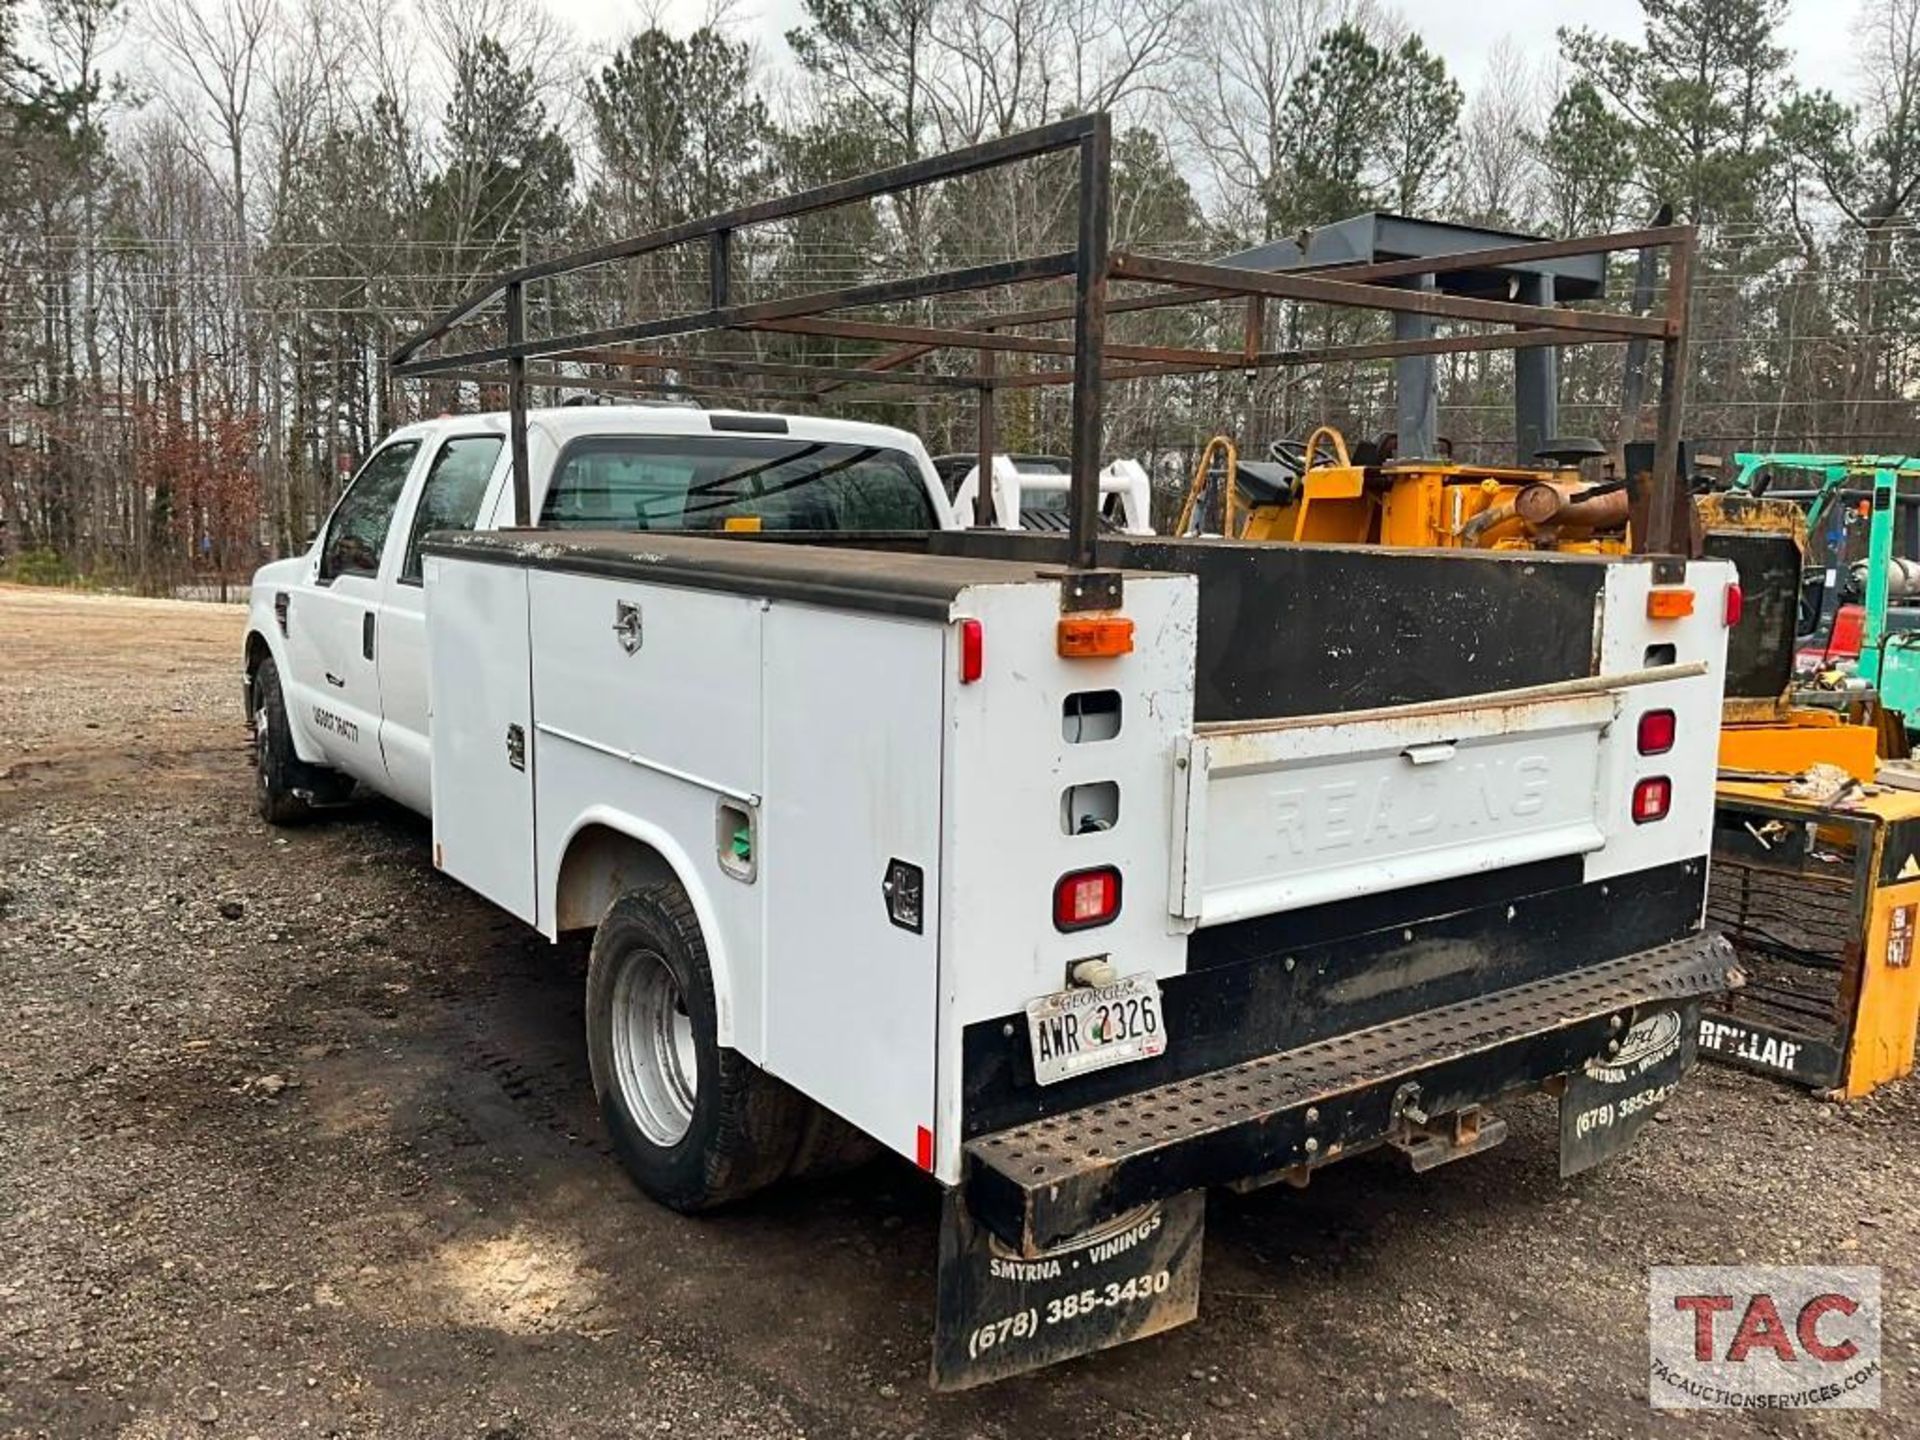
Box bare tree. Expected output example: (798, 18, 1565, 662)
(1171, 0, 1365, 241)
(143, 0, 277, 428)
(143, 0, 275, 243)
(1450, 38, 1542, 229)
(1057, 0, 1186, 116)
(930, 0, 1187, 142)
(414, 0, 577, 120)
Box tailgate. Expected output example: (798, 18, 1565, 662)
(1170, 668, 1696, 927)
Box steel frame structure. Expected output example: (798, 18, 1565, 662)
(390, 112, 1697, 570)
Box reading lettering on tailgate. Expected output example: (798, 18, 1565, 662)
(1270, 751, 1551, 855)
(1184, 712, 1611, 924)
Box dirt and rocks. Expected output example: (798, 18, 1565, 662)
(0, 582, 1914, 1439)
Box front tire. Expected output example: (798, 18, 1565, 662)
(586, 884, 807, 1211)
(251, 656, 345, 826)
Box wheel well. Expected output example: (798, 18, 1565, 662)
(554, 824, 679, 934)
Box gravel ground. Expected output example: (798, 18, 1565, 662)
(1, 582, 1915, 1439)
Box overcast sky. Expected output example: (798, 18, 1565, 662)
(551, 0, 1863, 100)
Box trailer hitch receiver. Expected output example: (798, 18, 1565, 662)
(1389, 1104, 1510, 1172)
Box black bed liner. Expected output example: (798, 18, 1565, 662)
(931, 532, 1612, 719)
(1701, 528, 1800, 703)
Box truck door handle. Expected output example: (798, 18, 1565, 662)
(363, 611, 376, 660)
(324, 672, 345, 689)
(612, 600, 643, 654)
(1402, 741, 1457, 765)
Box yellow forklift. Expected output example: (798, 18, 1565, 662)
(1180, 430, 1920, 1097)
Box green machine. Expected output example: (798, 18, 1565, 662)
(1730, 452, 1920, 726)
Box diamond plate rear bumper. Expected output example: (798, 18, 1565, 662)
(964, 931, 1740, 1254)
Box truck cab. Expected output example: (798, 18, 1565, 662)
(244, 405, 952, 816)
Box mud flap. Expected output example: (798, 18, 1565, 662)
(930, 1189, 1204, 1390)
(1560, 999, 1701, 1177)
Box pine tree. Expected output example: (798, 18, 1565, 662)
(1561, 0, 1789, 224)
(1270, 23, 1388, 231)
(1380, 35, 1462, 215)
(1537, 80, 1638, 236)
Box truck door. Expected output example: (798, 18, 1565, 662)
(285, 439, 421, 786)
(379, 433, 506, 813)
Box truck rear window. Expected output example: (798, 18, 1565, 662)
(541, 436, 937, 533)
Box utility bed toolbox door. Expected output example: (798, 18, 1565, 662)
(1172, 686, 1620, 927)
(426, 555, 538, 923)
(761, 605, 945, 1159)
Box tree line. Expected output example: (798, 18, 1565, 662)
(3, 0, 1919, 591)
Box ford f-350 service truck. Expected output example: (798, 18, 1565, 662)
(244, 401, 1740, 1387)
(244, 106, 1737, 1390)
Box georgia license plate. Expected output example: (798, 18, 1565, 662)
(1026, 973, 1166, 1086)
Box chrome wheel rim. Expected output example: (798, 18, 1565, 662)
(610, 950, 698, 1146)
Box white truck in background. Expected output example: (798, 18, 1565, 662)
(245, 401, 1740, 1387)
(934, 452, 1156, 534)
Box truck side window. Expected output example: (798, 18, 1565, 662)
(400, 435, 505, 585)
(320, 441, 420, 583)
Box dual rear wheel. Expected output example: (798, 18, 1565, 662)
(585, 884, 876, 1210)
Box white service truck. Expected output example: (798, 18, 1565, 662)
(245, 402, 1740, 1387)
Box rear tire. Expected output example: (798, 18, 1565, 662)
(251, 657, 347, 826)
(586, 883, 807, 1211)
(785, 1103, 883, 1180)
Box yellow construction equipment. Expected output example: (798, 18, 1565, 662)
(1706, 776, 1920, 1096)
(1173, 435, 1243, 538)
(1177, 427, 1630, 553)
(1694, 480, 1918, 1097)
(1697, 491, 1883, 781)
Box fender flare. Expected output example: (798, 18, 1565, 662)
(548, 804, 744, 1052)
(244, 623, 329, 766)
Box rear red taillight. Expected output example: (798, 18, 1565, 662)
(1632, 776, 1672, 824)
(959, 617, 984, 683)
(1637, 708, 1676, 755)
(1053, 866, 1121, 931)
(1724, 582, 1743, 628)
